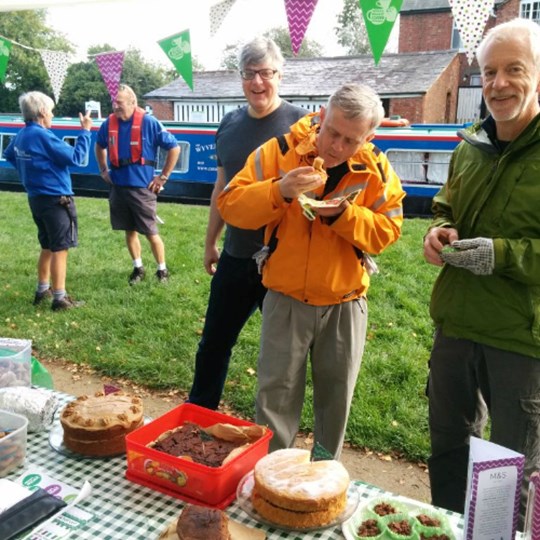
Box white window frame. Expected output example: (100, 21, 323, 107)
(451, 20, 464, 51)
(386, 149, 453, 185)
(62, 136, 90, 167)
(521, 0, 540, 23)
(156, 142, 190, 174)
(0, 133, 15, 160)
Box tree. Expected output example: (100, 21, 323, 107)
(335, 0, 370, 55)
(0, 10, 73, 112)
(55, 46, 175, 117)
(220, 27, 323, 70)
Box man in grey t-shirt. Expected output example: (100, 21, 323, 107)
(187, 37, 305, 409)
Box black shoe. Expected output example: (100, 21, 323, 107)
(129, 266, 146, 285)
(51, 295, 85, 311)
(156, 269, 169, 283)
(33, 288, 53, 306)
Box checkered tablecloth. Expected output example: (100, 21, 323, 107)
(7, 390, 465, 540)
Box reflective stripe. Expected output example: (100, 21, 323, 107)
(386, 207, 403, 218)
(371, 194, 387, 211)
(254, 147, 264, 181)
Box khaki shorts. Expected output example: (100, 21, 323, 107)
(109, 184, 158, 235)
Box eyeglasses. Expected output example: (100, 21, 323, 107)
(240, 69, 278, 81)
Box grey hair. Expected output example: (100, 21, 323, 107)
(238, 36, 285, 72)
(327, 83, 385, 132)
(476, 18, 540, 71)
(117, 84, 138, 105)
(19, 91, 55, 122)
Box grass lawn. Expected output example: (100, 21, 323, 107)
(0, 191, 440, 462)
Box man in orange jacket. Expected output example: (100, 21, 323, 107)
(218, 83, 405, 457)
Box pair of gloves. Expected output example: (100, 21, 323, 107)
(440, 237, 494, 275)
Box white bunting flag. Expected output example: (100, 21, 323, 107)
(40, 49, 71, 103)
(210, 0, 236, 36)
(448, 0, 495, 64)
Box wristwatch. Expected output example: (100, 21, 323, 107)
(159, 174, 168, 182)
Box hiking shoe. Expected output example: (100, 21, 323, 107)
(129, 266, 146, 285)
(33, 288, 53, 306)
(156, 269, 169, 283)
(51, 295, 85, 311)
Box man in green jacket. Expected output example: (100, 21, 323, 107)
(423, 18, 540, 525)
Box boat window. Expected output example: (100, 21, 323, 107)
(386, 150, 452, 184)
(62, 136, 90, 167)
(156, 141, 190, 174)
(0, 133, 14, 159)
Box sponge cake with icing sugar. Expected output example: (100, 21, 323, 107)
(252, 448, 350, 528)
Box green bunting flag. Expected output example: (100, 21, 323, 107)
(359, 0, 402, 65)
(311, 442, 334, 461)
(0, 37, 12, 82)
(158, 29, 193, 90)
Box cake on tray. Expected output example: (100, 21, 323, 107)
(252, 448, 350, 528)
(60, 391, 143, 457)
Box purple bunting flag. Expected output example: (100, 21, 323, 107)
(95, 51, 125, 102)
(285, 0, 319, 55)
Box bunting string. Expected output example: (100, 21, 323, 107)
(0, 0, 492, 98)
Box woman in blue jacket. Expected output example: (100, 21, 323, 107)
(3, 91, 92, 311)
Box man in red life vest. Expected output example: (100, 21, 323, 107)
(95, 84, 180, 284)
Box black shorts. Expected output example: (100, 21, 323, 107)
(28, 195, 78, 252)
(109, 185, 158, 235)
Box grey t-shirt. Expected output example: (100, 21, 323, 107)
(216, 101, 306, 259)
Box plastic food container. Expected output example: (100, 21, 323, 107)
(0, 409, 29, 477)
(125, 403, 272, 508)
(0, 338, 32, 388)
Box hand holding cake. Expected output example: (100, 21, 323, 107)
(312, 156, 328, 183)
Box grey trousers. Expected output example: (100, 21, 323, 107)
(428, 328, 540, 526)
(255, 290, 367, 458)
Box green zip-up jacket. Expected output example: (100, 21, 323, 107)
(429, 113, 540, 359)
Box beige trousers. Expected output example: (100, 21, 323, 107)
(255, 290, 368, 458)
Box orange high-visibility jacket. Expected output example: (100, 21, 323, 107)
(218, 113, 405, 306)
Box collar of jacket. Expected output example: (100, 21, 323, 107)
(458, 117, 498, 155)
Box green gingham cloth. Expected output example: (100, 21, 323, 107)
(7, 390, 466, 540)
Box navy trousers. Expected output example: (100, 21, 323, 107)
(188, 251, 266, 409)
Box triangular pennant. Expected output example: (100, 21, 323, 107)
(311, 442, 334, 461)
(39, 50, 71, 103)
(0, 37, 12, 82)
(285, 0, 319, 55)
(359, 0, 403, 65)
(449, 0, 494, 65)
(209, 0, 236, 36)
(95, 50, 125, 102)
(158, 30, 193, 90)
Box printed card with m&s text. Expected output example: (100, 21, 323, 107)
(464, 436, 524, 540)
